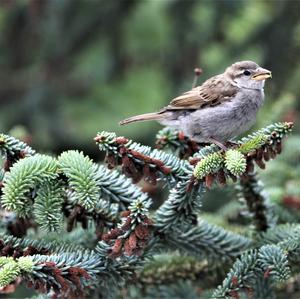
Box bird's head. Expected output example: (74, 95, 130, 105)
(225, 61, 272, 90)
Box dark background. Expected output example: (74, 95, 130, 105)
(0, 0, 299, 158)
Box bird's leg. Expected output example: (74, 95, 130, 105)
(207, 137, 228, 151)
(226, 140, 239, 148)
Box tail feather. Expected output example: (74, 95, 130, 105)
(119, 112, 164, 125)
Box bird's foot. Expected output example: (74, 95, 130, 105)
(207, 137, 228, 151)
(225, 140, 239, 148)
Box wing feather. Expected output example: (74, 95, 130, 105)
(166, 75, 238, 110)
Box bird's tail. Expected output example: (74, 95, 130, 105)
(119, 112, 165, 125)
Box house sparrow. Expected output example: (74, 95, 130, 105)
(120, 61, 271, 149)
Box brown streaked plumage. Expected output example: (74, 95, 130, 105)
(120, 61, 271, 147)
(167, 74, 237, 110)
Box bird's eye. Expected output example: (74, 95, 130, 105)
(243, 70, 251, 76)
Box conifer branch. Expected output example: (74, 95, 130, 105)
(0, 134, 35, 172)
(212, 249, 259, 298)
(93, 199, 119, 226)
(94, 241, 152, 298)
(138, 254, 213, 285)
(97, 165, 150, 210)
(33, 182, 64, 232)
(95, 131, 191, 184)
(0, 122, 295, 297)
(165, 219, 252, 262)
(258, 244, 291, 283)
(0, 233, 85, 255)
(1, 145, 151, 232)
(237, 171, 275, 231)
(212, 244, 290, 299)
(0, 237, 147, 297)
(156, 127, 200, 158)
(0, 257, 21, 287)
(193, 122, 293, 187)
(58, 150, 101, 210)
(155, 180, 203, 231)
(155, 122, 293, 188)
(26, 252, 98, 295)
(0, 251, 98, 296)
(256, 224, 300, 246)
(0, 134, 35, 159)
(1, 155, 58, 216)
(101, 196, 153, 257)
(278, 234, 300, 265)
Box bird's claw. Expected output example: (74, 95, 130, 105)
(208, 137, 228, 151)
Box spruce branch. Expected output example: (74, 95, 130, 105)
(224, 150, 247, 177)
(192, 122, 293, 187)
(102, 197, 153, 257)
(251, 277, 276, 299)
(278, 234, 300, 265)
(1, 155, 58, 216)
(0, 241, 114, 296)
(258, 244, 291, 283)
(155, 137, 248, 234)
(0, 122, 295, 297)
(140, 255, 207, 284)
(165, 219, 251, 262)
(33, 182, 64, 232)
(25, 252, 98, 296)
(256, 224, 300, 246)
(94, 199, 119, 226)
(0, 259, 20, 287)
(0, 133, 35, 163)
(0, 252, 95, 296)
(58, 150, 101, 210)
(95, 241, 151, 298)
(17, 256, 34, 273)
(137, 254, 218, 287)
(0, 233, 87, 256)
(95, 131, 191, 184)
(156, 127, 200, 158)
(212, 249, 259, 299)
(155, 180, 203, 232)
(0, 134, 35, 173)
(237, 171, 275, 232)
(97, 165, 150, 210)
(0, 256, 33, 288)
(152, 124, 292, 258)
(194, 152, 224, 182)
(0, 146, 152, 233)
(64, 163, 152, 232)
(0, 256, 14, 267)
(212, 244, 291, 299)
(96, 132, 202, 234)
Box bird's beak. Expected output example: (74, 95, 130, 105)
(251, 68, 272, 81)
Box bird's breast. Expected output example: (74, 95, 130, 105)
(189, 89, 264, 141)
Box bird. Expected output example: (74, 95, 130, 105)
(119, 61, 272, 149)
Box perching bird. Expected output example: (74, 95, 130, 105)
(120, 61, 271, 149)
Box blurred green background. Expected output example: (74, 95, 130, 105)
(1, 1, 300, 297)
(0, 0, 299, 158)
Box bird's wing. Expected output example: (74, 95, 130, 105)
(165, 75, 238, 111)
